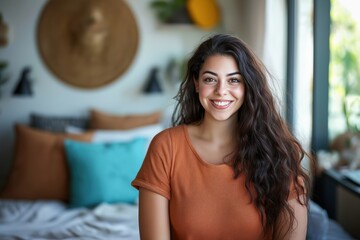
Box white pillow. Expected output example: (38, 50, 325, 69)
(92, 124, 164, 143)
(65, 125, 85, 134)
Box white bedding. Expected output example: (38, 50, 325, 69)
(0, 199, 140, 240)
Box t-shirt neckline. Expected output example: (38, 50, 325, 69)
(181, 125, 232, 168)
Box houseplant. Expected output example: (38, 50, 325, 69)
(150, 0, 191, 24)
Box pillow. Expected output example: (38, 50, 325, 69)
(92, 123, 163, 143)
(0, 125, 93, 201)
(89, 109, 162, 130)
(65, 125, 86, 134)
(65, 124, 163, 157)
(30, 113, 89, 133)
(64, 138, 147, 208)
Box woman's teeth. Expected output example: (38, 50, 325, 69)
(213, 101, 231, 106)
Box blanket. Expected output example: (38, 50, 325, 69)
(0, 200, 139, 240)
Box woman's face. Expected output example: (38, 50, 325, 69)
(194, 54, 245, 123)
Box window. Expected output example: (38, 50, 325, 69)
(328, 0, 360, 140)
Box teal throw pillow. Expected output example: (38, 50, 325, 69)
(64, 138, 147, 208)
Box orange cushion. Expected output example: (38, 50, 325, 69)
(89, 109, 162, 130)
(0, 125, 93, 201)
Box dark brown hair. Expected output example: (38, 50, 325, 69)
(172, 34, 311, 235)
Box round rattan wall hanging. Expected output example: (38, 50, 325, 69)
(37, 0, 139, 89)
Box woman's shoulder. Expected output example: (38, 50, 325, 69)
(154, 125, 186, 140)
(148, 125, 186, 147)
(147, 125, 187, 158)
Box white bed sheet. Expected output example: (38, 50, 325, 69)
(0, 199, 140, 240)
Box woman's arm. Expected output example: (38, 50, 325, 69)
(273, 196, 308, 240)
(138, 188, 171, 240)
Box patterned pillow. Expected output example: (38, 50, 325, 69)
(30, 113, 89, 133)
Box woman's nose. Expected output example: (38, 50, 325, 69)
(215, 81, 227, 95)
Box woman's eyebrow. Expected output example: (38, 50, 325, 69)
(201, 70, 241, 76)
(202, 70, 217, 76)
(227, 72, 241, 76)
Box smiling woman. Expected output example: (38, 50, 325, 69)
(131, 34, 311, 240)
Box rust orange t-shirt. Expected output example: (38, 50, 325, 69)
(132, 125, 272, 240)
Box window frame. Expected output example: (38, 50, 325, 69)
(311, 0, 331, 152)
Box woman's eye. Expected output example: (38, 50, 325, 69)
(204, 78, 216, 83)
(229, 78, 241, 84)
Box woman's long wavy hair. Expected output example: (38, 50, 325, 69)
(172, 34, 311, 235)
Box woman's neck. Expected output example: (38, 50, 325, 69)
(195, 117, 236, 144)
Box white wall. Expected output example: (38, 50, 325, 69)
(0, 0, 286, 188)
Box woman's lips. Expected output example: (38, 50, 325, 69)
(211, 100, 232, 109)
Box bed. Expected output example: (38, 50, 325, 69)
(0, 110, 355, 240)
(0, 110, 163, 240)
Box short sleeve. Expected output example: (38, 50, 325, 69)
(131, 129, 173, 200)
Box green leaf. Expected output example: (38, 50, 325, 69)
(150, 1, 170, 9)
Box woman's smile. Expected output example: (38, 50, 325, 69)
(210, 99, 233, 109)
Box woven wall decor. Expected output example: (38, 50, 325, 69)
(37, 0, 139, 89)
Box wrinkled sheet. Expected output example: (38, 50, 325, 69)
(0, 199, 139, 240)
